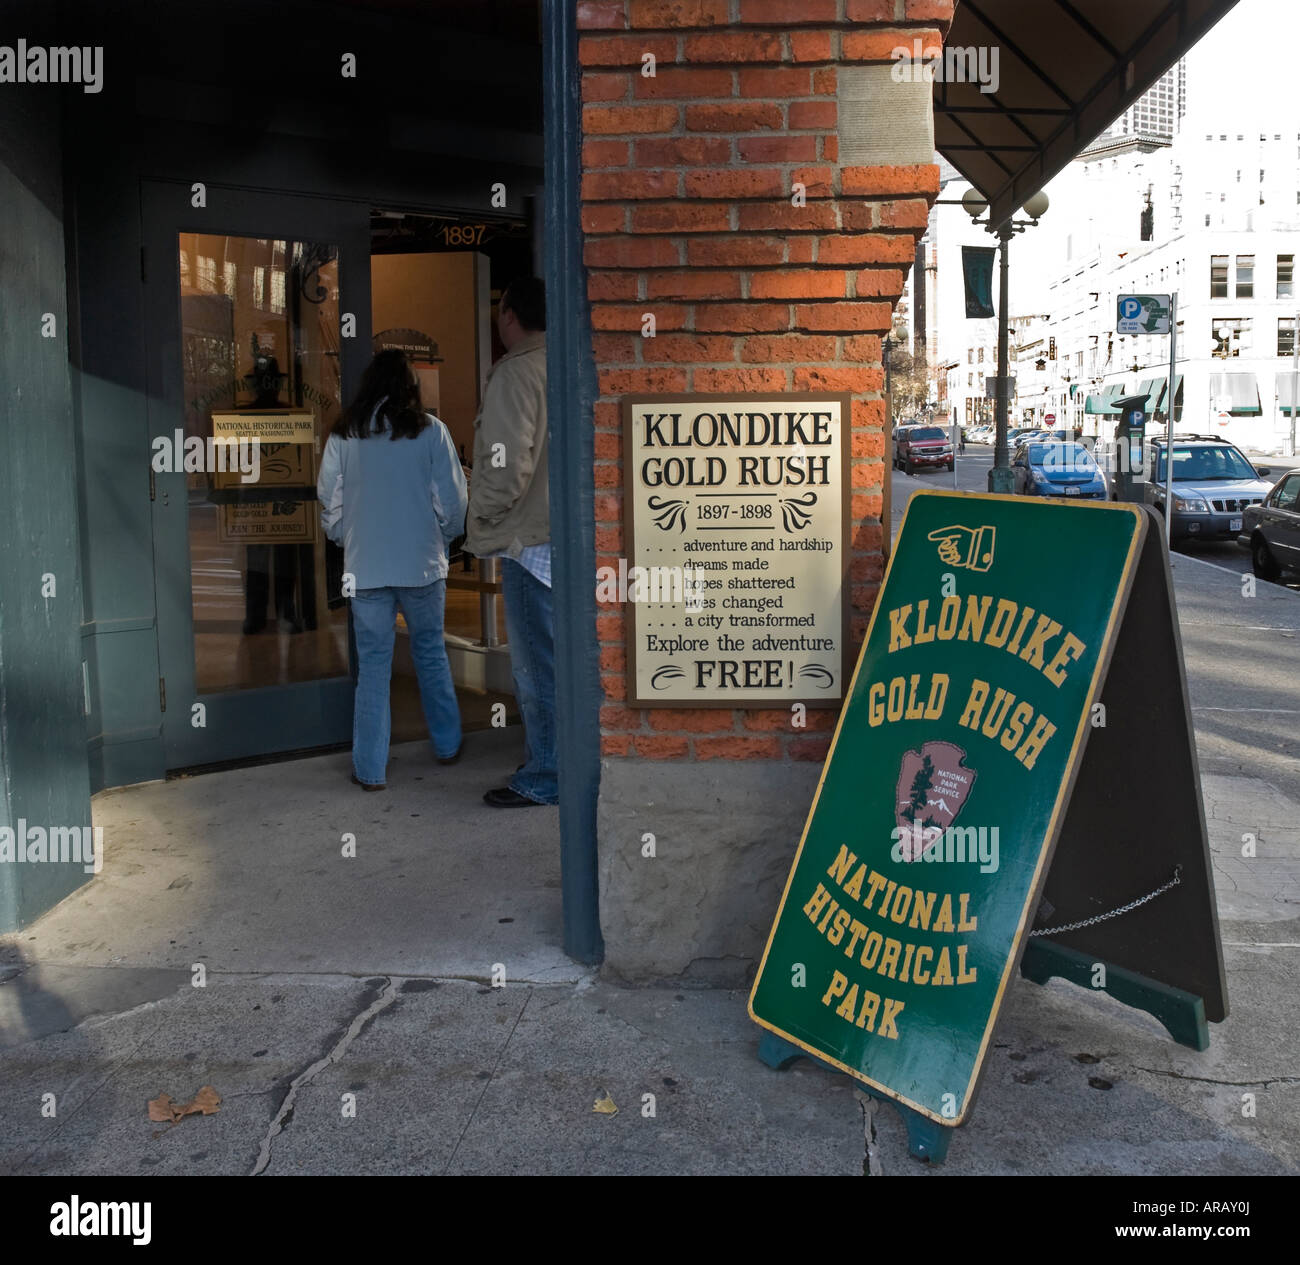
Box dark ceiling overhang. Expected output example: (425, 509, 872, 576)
(935, 0, 1240, 226)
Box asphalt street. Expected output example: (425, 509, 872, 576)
(891, 445, 1300, 802)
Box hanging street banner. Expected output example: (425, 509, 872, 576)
(622, 394, 850, 707)
(962, 246, 996, 319)
(749, 490, 1147, 1125)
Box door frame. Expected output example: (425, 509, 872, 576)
(142, 180, 371, 769)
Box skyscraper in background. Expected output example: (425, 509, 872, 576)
(1099, 59, 1186, 141)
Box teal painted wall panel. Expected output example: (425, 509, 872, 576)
(0, 22, 95, 930)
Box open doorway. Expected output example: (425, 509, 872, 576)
(368, 207, 535, 744)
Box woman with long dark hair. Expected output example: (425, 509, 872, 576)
(318, 350, 467, 789)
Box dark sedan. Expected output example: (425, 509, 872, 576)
(1239, 468, 1300, 580)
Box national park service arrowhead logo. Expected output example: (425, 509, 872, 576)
(895, 741, 978, 862)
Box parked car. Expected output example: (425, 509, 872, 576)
(1011, 439, 1107, 499)
(1008, 425, 1042, 443)
(894, 424, 954, 474)
(1146, 435, 1274, 541)
(1239, 468, 1300, 579)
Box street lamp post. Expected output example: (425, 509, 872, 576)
(963, 187, 1049, 493)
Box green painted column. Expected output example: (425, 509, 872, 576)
(0, 25, 95, 931)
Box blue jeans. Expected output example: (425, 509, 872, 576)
(350, 582, 461, 784)
(501, 559, 558, 804)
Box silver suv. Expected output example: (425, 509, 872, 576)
(1145, 435, 1274, 542)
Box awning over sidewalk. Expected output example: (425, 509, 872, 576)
(1085, 391, 1121, 415)
(1142, 375, 1168, 412)
(1280, 373, 1300, 417)
(935, 0, 1241, 225)
(1210, 371, 1262, 416)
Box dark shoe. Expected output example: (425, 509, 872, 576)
(483, 787, 545, 808)
(351, 773, 385, 792)
(437, 744, 463, 766)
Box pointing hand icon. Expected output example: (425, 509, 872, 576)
(926, 524, 995, 572)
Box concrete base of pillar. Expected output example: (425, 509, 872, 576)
(596, 758, 821, 987)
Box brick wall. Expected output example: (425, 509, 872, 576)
(578, 0, 952, 764)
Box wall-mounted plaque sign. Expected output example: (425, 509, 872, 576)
(372, 328, 443, 362)
(622, 394, 851, 707)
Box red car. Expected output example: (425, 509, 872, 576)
(894, 425, 954, 474)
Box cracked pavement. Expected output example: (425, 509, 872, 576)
(0, 483, 1295, 1174)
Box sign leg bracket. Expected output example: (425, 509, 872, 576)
(1019, 940, 1209, 1051)
(757, 1030, 953, 1164)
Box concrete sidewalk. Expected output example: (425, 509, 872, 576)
(2, 717, 1297, 1174)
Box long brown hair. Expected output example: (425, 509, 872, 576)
(334, 349, 430, 440)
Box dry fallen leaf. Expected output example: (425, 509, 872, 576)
(147, 1085, 222, 1124)
(592, 1091, 618, 1115)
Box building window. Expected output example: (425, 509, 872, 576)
(1236, 255, 1254, 298)
(1212, 316, 1252, 358)
(967, 348, 973, 363)
(1280, 318, 1296, 358)
(967, 372, 973, 387)
(1279, 254, 1295, 299)
(978, 347, 985, 363)
(1211, 256, 1228, 297)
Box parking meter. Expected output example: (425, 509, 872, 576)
(1110, 394, 1150, 503)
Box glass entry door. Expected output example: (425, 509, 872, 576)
(145, 184, 371, 767)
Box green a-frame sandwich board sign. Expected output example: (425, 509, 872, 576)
(748, 489, 1227, 1163)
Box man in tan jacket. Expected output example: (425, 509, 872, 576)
(466, 278, 556, 807)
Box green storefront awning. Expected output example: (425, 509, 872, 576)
(1280, 374, 1300, 417)
(1210, 372, 1261, 416)
(1145, 375, 1168, 412)
(1085, 393, 1121, 415)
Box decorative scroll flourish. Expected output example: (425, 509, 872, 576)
(798, 664, 835, 688)
(648, 496, 689, 533)
(650, 665, 687, 690)
(779, 492, 819, 532)
(296, 243, 337, 305)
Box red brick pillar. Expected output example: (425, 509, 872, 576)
(576, 0, 953, 982)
